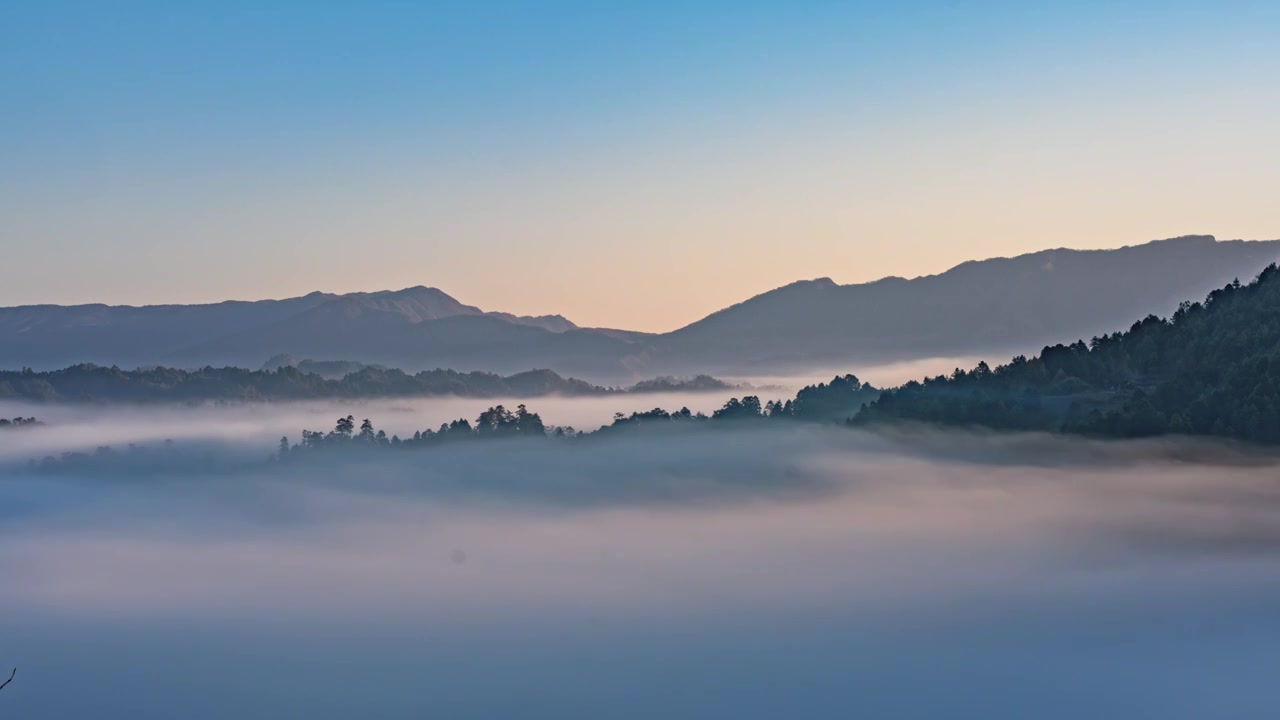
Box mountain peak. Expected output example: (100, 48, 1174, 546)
(775, 277, 838, 292)
(379, 285, 456, 300)
(1153, 234, 1216, 245)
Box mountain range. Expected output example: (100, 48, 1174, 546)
(0, 285, 650, 378)
(2, 235, 1277, 380)
(648, 234, 1280, 375)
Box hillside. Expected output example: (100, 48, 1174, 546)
(852, 262, 1280, 444)
(643, 235, 1280, 375)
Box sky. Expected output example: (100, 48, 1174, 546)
(2, 0, 1278, 331)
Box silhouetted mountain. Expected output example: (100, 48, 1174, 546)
(2, 236, 1276, 380)
(488, 312, 579, 333)
(641, 235, 1280, 375)
(0, 291, 335, 370)
(0, 285, 637, 377)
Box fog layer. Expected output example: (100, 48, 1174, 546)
(0, 389, 754, 462)
(2, 401, 1279, 718)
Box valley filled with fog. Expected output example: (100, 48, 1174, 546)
(3, 390, 1280, 718)
(0, 356, 985, 463)
(0, 391, 744, 463)
(7, 0, 1280, 715)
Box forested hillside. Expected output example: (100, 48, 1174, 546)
(853, 264, 1280, 443)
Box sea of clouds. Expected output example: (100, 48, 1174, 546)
(2, 393, 1279, 718)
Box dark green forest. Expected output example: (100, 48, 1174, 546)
(853, 264, 1280, 443)
(0, 364, 732, 403)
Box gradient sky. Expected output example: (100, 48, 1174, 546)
(2, 1, 1278, 331)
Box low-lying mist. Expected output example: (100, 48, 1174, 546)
(0, 355, 1001, 464)
(722, 354, 999, 394)
(3, 398, 1280, 718)
(0, 389, 752, 462)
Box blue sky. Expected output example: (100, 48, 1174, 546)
(2, 1, 1278, 330)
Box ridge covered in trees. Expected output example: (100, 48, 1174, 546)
(853, 264, 1280, 443)
(0, 364, 734, 404)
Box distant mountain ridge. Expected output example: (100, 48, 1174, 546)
(0, 284, 645, 377)
(640, 235, 1280, 375)
(1, 235, 1277, 380)
(0, 363, 736, 403)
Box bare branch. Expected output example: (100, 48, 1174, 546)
(0, 667, 14, 691)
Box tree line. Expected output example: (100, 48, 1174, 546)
(853, 263, 1280, 443)
(26, 375, 880, 471)
(0, 363, 733, 403)
(273, 374, 881, 457)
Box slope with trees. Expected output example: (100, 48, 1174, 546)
(853, 264, 1280, 443)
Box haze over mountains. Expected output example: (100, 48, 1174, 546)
(2, 235, 1277, 380)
